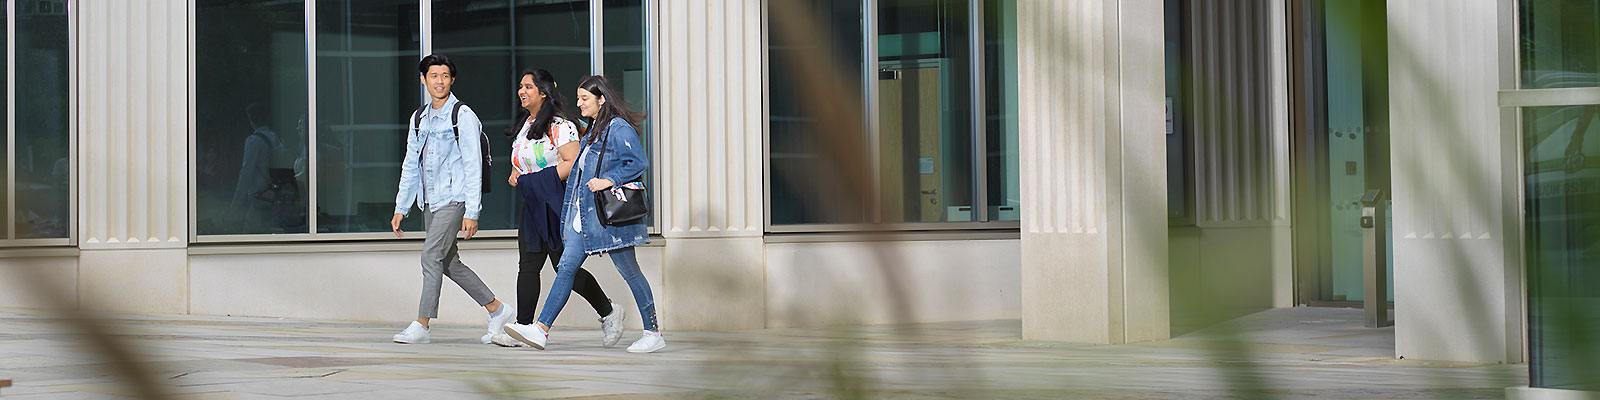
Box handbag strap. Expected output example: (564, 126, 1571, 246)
(592, 119, 611, 182)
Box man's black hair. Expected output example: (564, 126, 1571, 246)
(418, 54, 457, 77)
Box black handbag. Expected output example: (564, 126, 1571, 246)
(592, 128, 649, 226)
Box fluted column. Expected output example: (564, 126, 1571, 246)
(1388, 0, 1522, 364)
(1017, 0, 1168, 343)
(653, 0, 767, 329)
(74, 0, 191, 313)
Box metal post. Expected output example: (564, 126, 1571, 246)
(1361, 189, 1391, 328)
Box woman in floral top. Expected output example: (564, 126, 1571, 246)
(492, 69, 624, 349)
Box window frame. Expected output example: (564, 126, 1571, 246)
(1, 0, 77, 248)
(762, 0, 1022, 233)
(187, 0, 659, 244)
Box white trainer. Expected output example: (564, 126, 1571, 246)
(392, 321, 430, 344)
(627, 330, 665, 353)
(503, 322, 548, 350)
(485, 304, 516, 344)
(600, 302, 625, 348)
(489, 333, 528, 347)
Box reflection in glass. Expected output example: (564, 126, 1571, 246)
(14, 2, 71, 238)
(316, 0, 421, 234)
(1525, 106, 1600, 390)
(985, 0, 1019, 222)
(1520, 0, 1600, 89)
(878, 0, 973, 223)
(195, 0, 309, 235)
(769, 0, 866, 225)
(434, 0, 591, 231)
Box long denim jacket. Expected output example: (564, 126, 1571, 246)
(561, 117, 649, 254)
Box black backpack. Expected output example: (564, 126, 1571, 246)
(411, 103, 492, 194)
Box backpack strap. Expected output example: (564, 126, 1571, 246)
(450, 102, 465, 140)
(411, 106, 427, 137)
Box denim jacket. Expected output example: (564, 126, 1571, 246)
(561, 117, 649, 254)
(393, 94, 484, 220)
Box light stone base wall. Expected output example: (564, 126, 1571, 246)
(764, 239, 1022, 329)
(188, 247, 663, 330)
(0, 256, 79, 310)
(79, 249, 188, 314)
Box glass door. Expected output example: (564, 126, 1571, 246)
(1292, 0, 1393, 306)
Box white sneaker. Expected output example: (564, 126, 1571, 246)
(627, 330, 665, 353)
(503, 323, 548, 350)
(486, 304, 516, 344)
(392, 321, 430, 344)
(490, 333, 528, 347)
(600, 302, 625, 348)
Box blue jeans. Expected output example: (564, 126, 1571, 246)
(537, 230, 659, 331)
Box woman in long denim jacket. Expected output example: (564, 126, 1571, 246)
(503, 75, 664, 353)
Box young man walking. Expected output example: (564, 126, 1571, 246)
(390, 54, 514, 344)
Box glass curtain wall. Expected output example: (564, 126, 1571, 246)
(1521, 0, 1600, 390)
(195, 0, 309, 235)
(768, 0, 1017, 228)
(11, 0, 71, 240)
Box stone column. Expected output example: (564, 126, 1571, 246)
(1387, 0, 1523, 364)
(75, 0, 192, 314)
(1017, 0, 1169, 343)
(652, 0, 768, 330)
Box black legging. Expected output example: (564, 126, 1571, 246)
(516, 209, 613, 325)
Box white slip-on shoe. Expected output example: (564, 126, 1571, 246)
(490, 333, 528, 347)
(481, 332, 493, 345)
(600, 302, 625, 348)
(485, 304, 516, 344)
(502, 323, 547, 350)
(392, 321, 431, 344)
(626, 330, 665, 353)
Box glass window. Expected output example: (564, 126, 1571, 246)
(195, 0, 309, 235)
(605, 0, 651, 227)
(14, 0, 70, 239)
(769, 0, 1015, 228)
(984, 0, 1018, 222)
(769, 0, 866, 225)
(3, 3, 9, 239)
(1519, 0, 1600, 89)
(1163, 0, 1189, 222)
(878, 0, 973, 223)
(1524, 105, 1600, 390)
(315, 0, 422, 234)
(433, 0, 591, 232)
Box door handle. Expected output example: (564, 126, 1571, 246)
(920, 189, 937, 194)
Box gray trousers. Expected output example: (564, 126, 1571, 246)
(417, 202, 496, 318)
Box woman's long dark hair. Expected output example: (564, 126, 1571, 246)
(503, 68, 576, 140)
(576, 75, 646, 144)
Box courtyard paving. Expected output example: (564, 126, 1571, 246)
(0, 307, 1524, 399)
